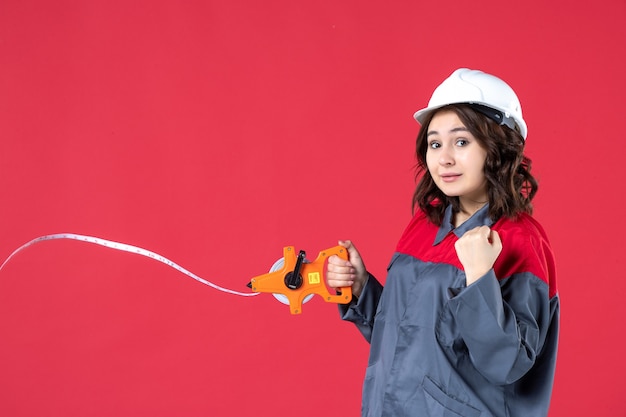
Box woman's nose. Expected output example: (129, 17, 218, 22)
(439, 146, 454, 166)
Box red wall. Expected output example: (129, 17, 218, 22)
(1, 1, 624, 416)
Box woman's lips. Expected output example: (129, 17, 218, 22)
(440, 173, 461, 183)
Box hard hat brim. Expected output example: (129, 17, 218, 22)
(413, 101, 528, 140)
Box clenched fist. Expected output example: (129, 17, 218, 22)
(454, 226, 502, 285)
(326, 240, 368, 298)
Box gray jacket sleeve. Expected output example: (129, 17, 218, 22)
(447, 269, 554, 385)
(338, 273, 383, 343)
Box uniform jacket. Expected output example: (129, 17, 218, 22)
(340, 204, 559, 417)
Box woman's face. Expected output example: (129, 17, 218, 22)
(425, 110, 488, 210)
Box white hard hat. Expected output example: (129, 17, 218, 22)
(413, 68, 527, 139)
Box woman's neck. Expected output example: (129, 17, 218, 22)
(454, 201, 487, 228)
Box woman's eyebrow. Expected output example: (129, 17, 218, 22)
(427, 126, 468, 137)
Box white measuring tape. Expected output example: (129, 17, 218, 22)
(0, 233, 260, 298)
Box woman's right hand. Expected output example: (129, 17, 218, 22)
(327, 240, 368, 298)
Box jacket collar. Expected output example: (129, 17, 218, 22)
(434, 204, 494, 245)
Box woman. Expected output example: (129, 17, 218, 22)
(327, 68, 559, 417)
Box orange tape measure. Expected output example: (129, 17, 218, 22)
(248, 246, 353, 314)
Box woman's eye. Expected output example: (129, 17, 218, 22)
(429, 141, 440, 149)
(456, 139, 468, 146)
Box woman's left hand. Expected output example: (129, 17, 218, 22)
(454, 226, 502, 285)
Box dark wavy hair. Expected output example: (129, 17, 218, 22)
(412, 104, 538, 225)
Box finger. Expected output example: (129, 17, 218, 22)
(328, 254, 352, 268)
(339, 239, 363, 264)
(327, 261, 355, 275)
(479, 225, 491, 238)
(327, 278, 354, 289)
(326, 268, 355, 288)
(470, 226, 492, 243)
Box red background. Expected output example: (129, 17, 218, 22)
(1, 1, 625, 416)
